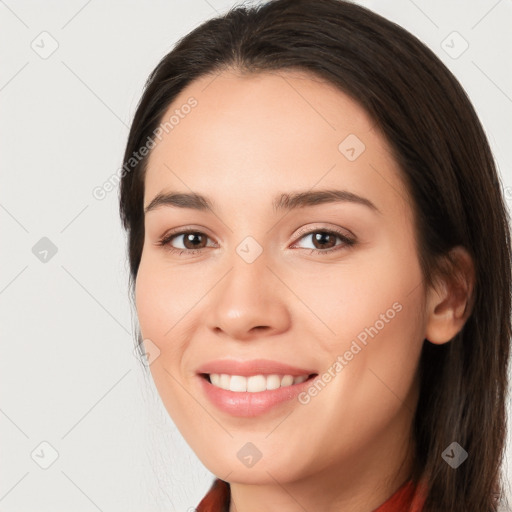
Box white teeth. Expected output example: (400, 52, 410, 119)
(266, 374, 281, 390)
(229, 375, 247, 392)
(247, 374, 266, 392)
(281, 375, 294, 387)
(220, 374, 230, 389)
(208, 373, 310, 392)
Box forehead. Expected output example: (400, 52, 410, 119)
(143, 69, 410, 218)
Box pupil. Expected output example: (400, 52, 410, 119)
(314, 232, 334, 249)
(186, 233, 203, 249)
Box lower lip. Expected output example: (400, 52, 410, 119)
(198, 374, 317, 417)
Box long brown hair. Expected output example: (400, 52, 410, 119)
(118, 1, 512, 509)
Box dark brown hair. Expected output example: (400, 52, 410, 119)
(118, 0, 512, 509)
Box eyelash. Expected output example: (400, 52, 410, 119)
(156, 227, 356, 257)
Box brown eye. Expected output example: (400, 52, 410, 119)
(180, 232, 208, 250)
(310, 232, 338, 250)
(157, 230, 214, 254)
(293, 228, 355, 255)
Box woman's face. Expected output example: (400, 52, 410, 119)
(135, 69, 428, 488)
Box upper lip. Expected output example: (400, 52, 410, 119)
(196, 359, 317, 377)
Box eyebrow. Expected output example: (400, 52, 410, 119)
(144, 189, 380, 215)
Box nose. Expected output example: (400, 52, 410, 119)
(204, 254, 291, 341)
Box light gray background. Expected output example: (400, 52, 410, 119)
(1, 0, 511, 510)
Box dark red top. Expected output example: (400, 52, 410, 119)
(196, 477, 427, 511)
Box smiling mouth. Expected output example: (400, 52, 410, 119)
(200, 373, 318, 393)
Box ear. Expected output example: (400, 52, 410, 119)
(424, 246, 475, 345)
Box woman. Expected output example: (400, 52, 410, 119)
(118, 0, 511, 510)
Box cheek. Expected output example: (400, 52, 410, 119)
(302, 238, 425, 396)
(324, 255, 425, 404)
(303, 284, 424, 461)
(135, 263, 161, 341)
(135, 257, 183, 348)
(135, 244, 188, 319)
(290, 254, 422, 351)
(134, 260, 194, 416)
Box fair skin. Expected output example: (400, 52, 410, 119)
(135, 69, 474, 512)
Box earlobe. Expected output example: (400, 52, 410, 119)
(424, 246, 475, 345)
